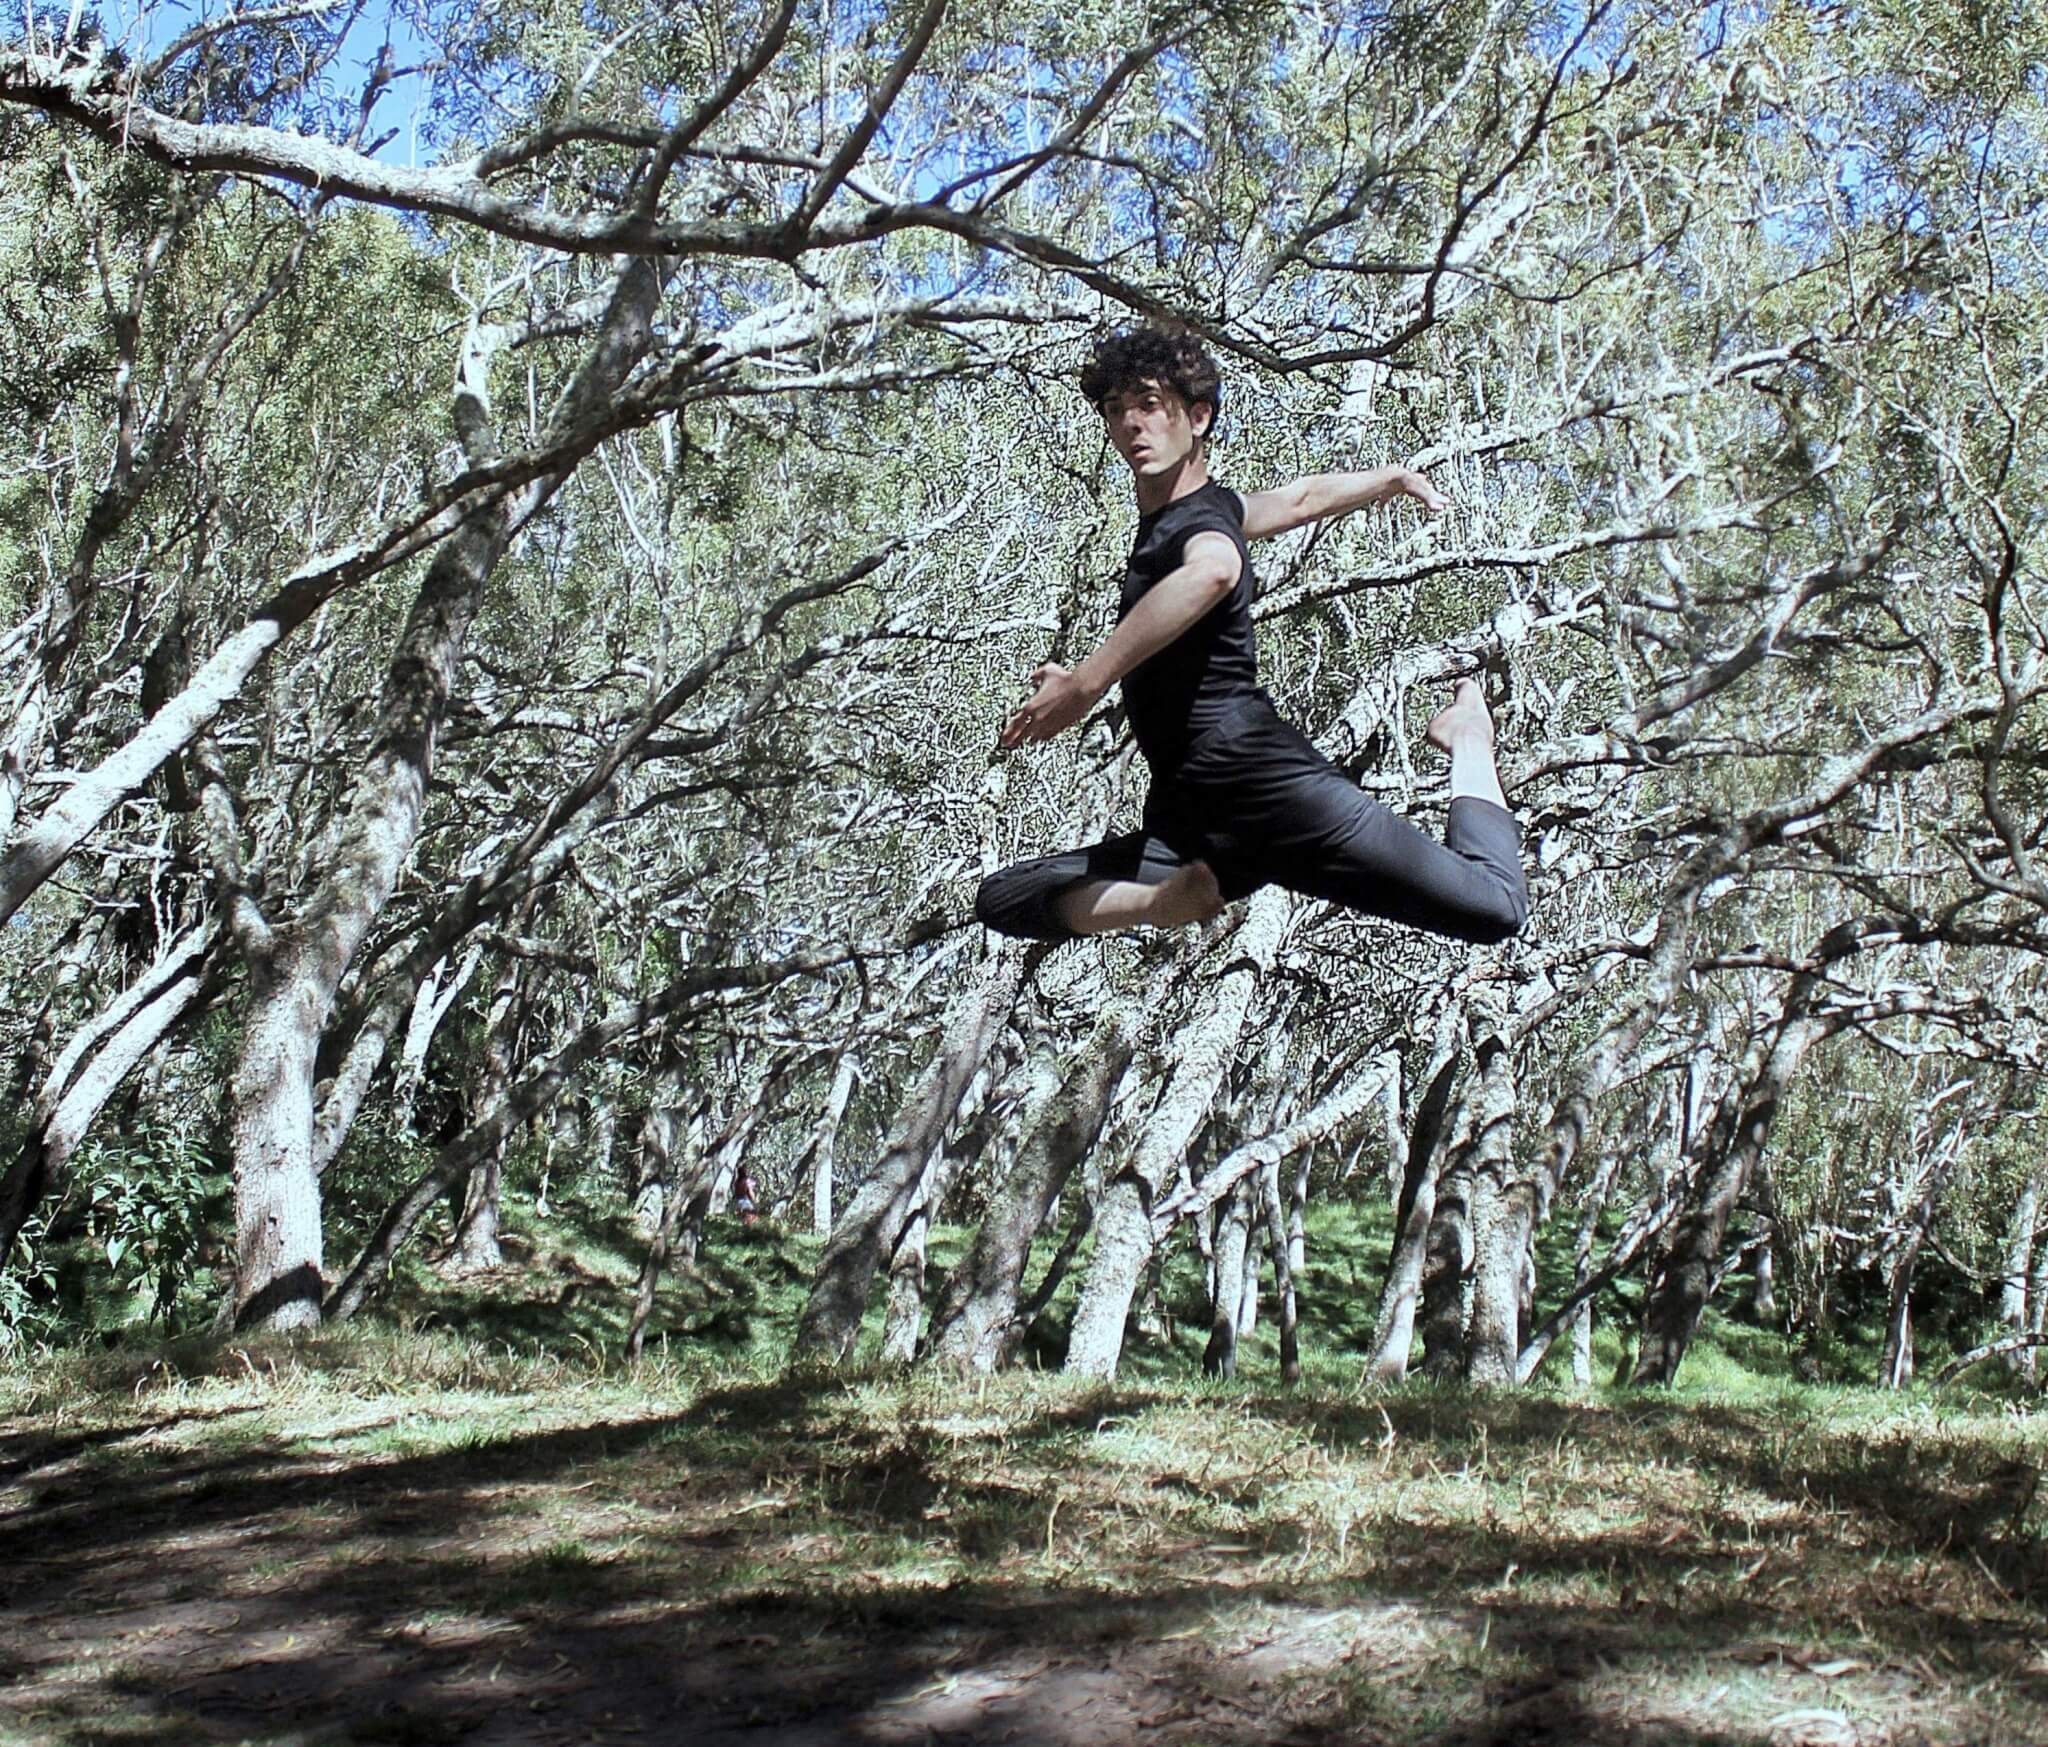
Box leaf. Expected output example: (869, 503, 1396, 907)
(105, 1235, 127, 1268)
(1799, 1658, 1864, 1679)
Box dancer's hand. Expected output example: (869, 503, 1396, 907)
(999, 663, 1102, 750)
(1393, 468, 1449, 514)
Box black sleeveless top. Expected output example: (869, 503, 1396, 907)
(1117, 480, 1260, 769)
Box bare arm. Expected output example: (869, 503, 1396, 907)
(999, 531, 1240, 750)
(1237, 465, 1447, 540)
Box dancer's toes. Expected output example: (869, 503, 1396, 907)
(1426, 676, 1495, 755)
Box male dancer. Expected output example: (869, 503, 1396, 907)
(974, 324, 1528, 947)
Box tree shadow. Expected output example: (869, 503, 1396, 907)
(3, 1375, 2040, 1745)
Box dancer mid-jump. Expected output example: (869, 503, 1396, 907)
(975, 325, 1528, 947)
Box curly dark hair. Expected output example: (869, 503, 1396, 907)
(1078, 325, 1222, 429)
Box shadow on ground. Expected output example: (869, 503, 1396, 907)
(2, 1372, 2042, 1745)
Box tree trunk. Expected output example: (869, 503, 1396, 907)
(631, 1088, 686, 1237)
(230, 956, 332, 1331)
(309, 947, 466, 1179)
(793, 945, 1027, 1363)
(1461, 1032, 1525, 1386)
(1368, 1037, 1463, 1382)
(1203, 1179, 1255, 1378)
(229, 261, 667, 1332)
(1564, 1139, 1627, 1388)
(1633, 1013, 1824, 1386)
(880, 1148, 962, 1365)
(879, 1193, 932, 1365)
(1882, 1289, 1914, 1389)
(1008, 1193, 1097, 1366)
(1750, 1233, 1777, 1324)
(808, 1051, 858, 1237)
(397, 950, 481, 1127)
(446, 957, 527, 1271)
(1065, 889, 1287, 1379)
(625, 1130, 700, 1364)
(2029, 1201, 2048, 1365)
(0, 924, 212, 1267)
(1880, 1123, 1966, 1390)
(1748, 1161, 1780, 1323)
(585, 1074, 619, 1192)
(1261, 1155, 1304, 1384)
(2002, 1176, 2040, 1382)
(1419, 1141, 1476, 1379)
(326, 943, 838, 1321)
(450, 1150, 504, 1270)
(924, 1003, 1138, 1372)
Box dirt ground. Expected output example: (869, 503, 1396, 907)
(3, 1360, 2045, 1745)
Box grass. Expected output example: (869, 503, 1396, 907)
(2, 1205, 2044, 1744)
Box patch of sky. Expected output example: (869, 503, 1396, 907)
(89, 0, 442, 164)
(1533, 1, 1630, 74)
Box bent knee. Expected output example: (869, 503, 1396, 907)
(974, 872, 1029, 937)
(1462, 886, 1529, 946)
(975, 865, 1073, 943)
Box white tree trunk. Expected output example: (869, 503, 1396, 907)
(924, 1003, 1138, 1372)
(809, 1051, 858, 1237)
(794, 946, 1025, 1362)
(230, 964, 329, 1330)
(1368, 1028, 1463, 1382)
(1065, 889, 1287, 1379)
(447, 958, 526, 1271)
(1462, 1033, 1525, 1386)
(1202, 1180, 1255, 1378)
(0, 925, 211, 1265)
(228, 261, 667, 1331)
(2001, 1177, 2040, 1382)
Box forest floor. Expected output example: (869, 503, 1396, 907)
(3, 1219, 2046, 1746)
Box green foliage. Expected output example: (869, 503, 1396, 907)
(72, 1120, 226, 1334)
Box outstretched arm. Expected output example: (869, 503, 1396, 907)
(999, 531, 1240, 750)
(1238, 465, 1447, 540)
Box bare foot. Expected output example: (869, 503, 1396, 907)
(1156, 859, 1225, 928)
(1426, 677, 1495, 756)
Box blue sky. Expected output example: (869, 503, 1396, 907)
(81, 0, 439, 164)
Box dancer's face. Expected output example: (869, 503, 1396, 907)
(1099, 378, 1212, 481)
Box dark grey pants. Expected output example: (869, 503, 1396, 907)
(975, 695, 1528, 947)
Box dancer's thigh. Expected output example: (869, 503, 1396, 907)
(1174, 716, 1519, 939)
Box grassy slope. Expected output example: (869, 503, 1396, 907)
(1, 1202, 2044, 1746)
